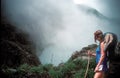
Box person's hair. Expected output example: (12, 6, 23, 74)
(94, 30, 103, 42)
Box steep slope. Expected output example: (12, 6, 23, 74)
(77, 4, 108, 20)
(0, 17, 40, 69)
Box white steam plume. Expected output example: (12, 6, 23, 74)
(2, 0, 119, 66)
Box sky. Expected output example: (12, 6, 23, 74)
(73, 0, 120, 19)
(1, 0, 120, 66)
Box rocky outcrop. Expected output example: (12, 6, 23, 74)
(0, 17, 40, 69)
(70, 44, 97, 60)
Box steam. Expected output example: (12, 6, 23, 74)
(2, 0, 119, 66)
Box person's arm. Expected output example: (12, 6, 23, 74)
(94, 42, 106, 72)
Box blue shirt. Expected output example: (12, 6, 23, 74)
(96, 45, 101, 64)
(96, 45, 108, 71)
(96, 45, 107, 64)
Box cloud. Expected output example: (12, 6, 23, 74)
(2, 0, 120, 65)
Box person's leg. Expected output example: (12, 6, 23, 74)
(94, 71, 105, 78)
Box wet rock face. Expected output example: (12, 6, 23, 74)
(0, 18, 40, 68)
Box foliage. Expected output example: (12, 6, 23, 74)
(89, 58, 96, 69)
(87, 69, 94, 78)
(49, 69, 63, 78)
(60, 61, 76, 74)
(73, 58, 88, 69)
(2, 57, 96, 78)
(17, 63, 31, 74)
(43, 64, 53, 71)
(29, 65, 45, 74)
(73, 69, 86, 78)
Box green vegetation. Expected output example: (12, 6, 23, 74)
(2, 58, 96, 78)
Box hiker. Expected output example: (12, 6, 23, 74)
(96, 30, 118, 78)
(88, 30, 109, 78)
(94, 30, 118, 75)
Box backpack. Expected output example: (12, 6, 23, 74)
(115, 42, 120, 59)
(104, 32, 119, 61)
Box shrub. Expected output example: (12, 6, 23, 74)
(73, 59, 88, 69)
(43, 64, 53, 71)
(49, 69, 63, 78)
(87, 69, 94, 78)
(17, 63, 31, 74)
(29, 65, 45, 74)
(89, 58, 96, 69)
(73, 69, 86, 78)
(60, 62, 76, 74)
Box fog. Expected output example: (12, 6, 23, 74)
(2, 0, 120, 66)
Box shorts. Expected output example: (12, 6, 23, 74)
(98, 64, 108, 72)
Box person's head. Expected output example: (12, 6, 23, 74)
(94, 30, 103, 42)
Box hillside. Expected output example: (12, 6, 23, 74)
(0, 17, 41, 77)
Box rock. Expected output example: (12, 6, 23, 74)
(0, 17, 40, 69)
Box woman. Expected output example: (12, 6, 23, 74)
(88, 30, 108, 78)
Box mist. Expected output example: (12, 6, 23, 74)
(2, 0, 120, 66)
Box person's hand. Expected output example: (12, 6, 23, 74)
(87, 50, 92, 56)
(94, 66, 99, 72)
